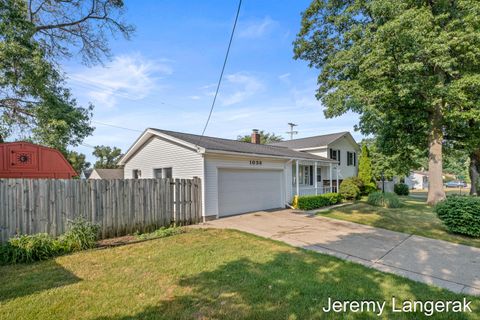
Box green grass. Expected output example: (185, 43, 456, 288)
(318, 197, 480, 248)
(0, 229, 478, 319)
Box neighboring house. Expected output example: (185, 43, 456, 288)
(119, 129, 358, 220)
(88, 168, 124, 180)
(0, 141, 76, 179)
(405, 171, 429, 190)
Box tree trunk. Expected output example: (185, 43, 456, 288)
(469, 149, 480, 196)
(427, 104, 446, 205)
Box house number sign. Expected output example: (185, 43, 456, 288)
(249, 160, 262, 165)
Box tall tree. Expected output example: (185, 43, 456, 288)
(294, 0, 480, 204)
(237, 130, 284, 144)
(66, 150, 91, 175)
(0, 0, 134, 151)
(93, 145, 122, 169)
(358, 144, 374, 187)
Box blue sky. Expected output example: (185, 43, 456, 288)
(65, 0, 361, 161)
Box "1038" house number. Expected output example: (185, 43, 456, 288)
(249, 160, 262, 165)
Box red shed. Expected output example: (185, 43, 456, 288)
(0, 142, 77, 179)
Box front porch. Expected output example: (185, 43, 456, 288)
(293, 160, 340, 197)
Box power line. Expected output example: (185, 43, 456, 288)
(200, 0, 242, 137)
(92, 120, 142, 132)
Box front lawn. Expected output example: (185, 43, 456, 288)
(318, 197, 480, 248)
(0, 229, 478, 319)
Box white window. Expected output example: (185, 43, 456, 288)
(347, 152, 357, 166)
(317, 167, 322, 183)
(330, 149, 341, 164)
(153, 167, 173, 179)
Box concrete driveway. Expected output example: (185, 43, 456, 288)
(200, 209, 480, 296)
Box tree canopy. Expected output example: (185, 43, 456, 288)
(237, 130, 284, 144)
(93, 145, 122, 169)
(294, 0, 480, 204)
(0, 0, 134, 151)
(66, 150, 91, 175)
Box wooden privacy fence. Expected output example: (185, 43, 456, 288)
(0, 178, 202, 242)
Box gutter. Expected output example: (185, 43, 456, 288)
(203, 149, 336, 163)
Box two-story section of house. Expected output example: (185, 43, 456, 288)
(270, 132, 360, 195)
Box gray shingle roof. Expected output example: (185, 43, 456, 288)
(91, 168, 124, 179)
(269, 132, 350, 149)
(150, 128, 335, 162)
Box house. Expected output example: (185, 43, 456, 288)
(405, 171, 429, 190)
(270, 131, 360, 187)
(118, 129, 359, 220)
(0, 141, 76, 179)
(88, 168, 124, 179)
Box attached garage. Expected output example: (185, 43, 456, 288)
(119, 128, 337, 221)
(218, 168, 283, 217)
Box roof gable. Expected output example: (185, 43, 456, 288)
(119, 128, 337, 164)
(269, 132, 359, 151)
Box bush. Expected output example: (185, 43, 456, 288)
(339, 178, 361, 200)
(0, 218, 99, 265)
(59, 218, 99, 252)
(367, 192, 402, 208)
(0, 233, 62, 265)
(434, 196, 480, 237)
(394, 183, 410, 196)
(296, 192, 343, 210)
(363, 183, 378, 195)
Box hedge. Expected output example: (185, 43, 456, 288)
(296, 193, 343, 210)
(434, 196, 480, 237)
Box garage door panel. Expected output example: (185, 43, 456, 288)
(218, 169, 283, 217)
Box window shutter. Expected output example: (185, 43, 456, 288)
(338, 150, 341, 164)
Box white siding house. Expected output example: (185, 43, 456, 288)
(123, 136, 203, 179)
(119, 129, 357, 220)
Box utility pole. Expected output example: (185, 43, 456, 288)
(286, 123, 298, 140)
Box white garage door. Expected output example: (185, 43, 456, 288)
(218, 169, 283, 217)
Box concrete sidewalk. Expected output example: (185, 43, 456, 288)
(199, 209, 480, 296)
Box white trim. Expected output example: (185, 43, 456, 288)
(204, 149, 335, 163)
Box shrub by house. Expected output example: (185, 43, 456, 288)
(296, 193, 343, 210)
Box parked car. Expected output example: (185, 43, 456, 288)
(445, 180, 467, 188)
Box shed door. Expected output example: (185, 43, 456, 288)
(218, 169, 283, 217)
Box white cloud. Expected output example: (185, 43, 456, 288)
(69, 54, 172, 108)
(238, 16, 278, 38)
(189, 95, 202, 100)
(220, 72, 264, 106)
(278, 73, 291, 84)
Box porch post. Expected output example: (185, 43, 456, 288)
(314, 162, 318, 195)
(335, 166, 339, 193)
(329, 162, 333, 192)
(296, 160, 300, 196)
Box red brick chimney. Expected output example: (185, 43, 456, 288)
(251, 129, 260, 144)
